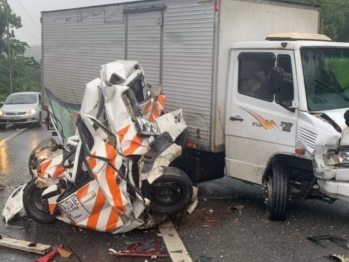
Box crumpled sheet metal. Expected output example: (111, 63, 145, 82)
(2, 184, 26, 223)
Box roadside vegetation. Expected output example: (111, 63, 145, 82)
(0, 0, 41, 105)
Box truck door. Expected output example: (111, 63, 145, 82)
(126, 10, 162, 86)
(225, 50, 298, 184)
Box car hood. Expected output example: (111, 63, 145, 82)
(2, 104, 37, 112)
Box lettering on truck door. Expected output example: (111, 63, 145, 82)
(226, 51, 298, 184)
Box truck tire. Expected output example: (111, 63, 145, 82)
(264, 163, 290, 221)
(23, 180, 56, 224)
(0, 124, 5, 130)
(144, 167, 193, 215)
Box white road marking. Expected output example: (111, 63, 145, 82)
(159, 220, 193, 262)
(0, 128, 28, 145)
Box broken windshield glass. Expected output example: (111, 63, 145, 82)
(45, 88, 81, 139)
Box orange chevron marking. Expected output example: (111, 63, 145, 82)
(117, 125, 130, 144)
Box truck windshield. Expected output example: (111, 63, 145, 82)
(302, 48, 349, 111)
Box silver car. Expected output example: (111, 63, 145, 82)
(0, 92, 43, 130)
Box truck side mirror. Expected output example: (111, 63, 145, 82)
(270, 67, 284, 94)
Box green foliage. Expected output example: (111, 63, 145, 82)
(0, 0, 40, 100)
(286, 0, 349, 42)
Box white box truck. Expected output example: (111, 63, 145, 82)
(43, 0, 349, 221)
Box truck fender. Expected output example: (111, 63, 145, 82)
(262, 153, 308, 183)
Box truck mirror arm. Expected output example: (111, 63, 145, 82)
(276, 98, 296, 113)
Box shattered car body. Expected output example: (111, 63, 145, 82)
(3, 61, 196, 233)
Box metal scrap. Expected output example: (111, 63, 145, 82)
(329, 254, 349, 262)
(35, 244, 63, 262)
(307, 235, 349, 250)
(109, 239, 166, 258)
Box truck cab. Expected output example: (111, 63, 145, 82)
(225, 33, 349, 221)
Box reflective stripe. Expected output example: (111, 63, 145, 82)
(105, 207, 120, 232)
(123, 134, 144, 156)
(86, 188, 107, 230)
(39, 160, 52, 178)
(117, 125, 130, 144)
(52, 164, 65, 178)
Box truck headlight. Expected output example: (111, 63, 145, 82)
(0, 110, 3, 116)
(28, 109, 37, 115)
(135, 117, 160, 137)
(338, 149, 349, 164)
(324, 151, 339, 166)
(324, 149, 349, 166)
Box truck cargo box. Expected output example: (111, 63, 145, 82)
(42, 0, 320, 152)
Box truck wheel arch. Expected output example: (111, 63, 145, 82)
(262, 153, 313, 184)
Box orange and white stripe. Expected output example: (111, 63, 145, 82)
(55, 137, 133, 232)
(142, 94, 166, 122)
(38, 151, 66, 179)
(116, 118, 149, 156)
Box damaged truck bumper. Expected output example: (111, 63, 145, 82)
(314, 154, 349, 202)
(317, 179, 349, 202)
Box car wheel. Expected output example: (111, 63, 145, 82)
(23, 180, 56, 224)
(0, 124, 5, 130)
(35, 113, 42, 127)
(143, 167, 193, 215)
(264, 163, 290, 221)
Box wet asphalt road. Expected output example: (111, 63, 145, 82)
(1, 126, 349, 261)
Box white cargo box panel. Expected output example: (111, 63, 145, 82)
(42, 0, 320, 152)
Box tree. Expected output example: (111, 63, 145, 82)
(0, 0, 40, 102)
(287, 0, 349, 42)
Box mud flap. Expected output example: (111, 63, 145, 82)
(2, 184, 27, 223)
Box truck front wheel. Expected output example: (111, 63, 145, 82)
(264, 163, 290, 221)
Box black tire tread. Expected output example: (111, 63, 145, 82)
(146, 167, 193, 215)
(269, 163, 290, 221)
(23, 180, 56, 224)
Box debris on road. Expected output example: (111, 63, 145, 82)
(0, 234, 51, 255)
(329, 254, 349, 262)
(57, 246, 74, 258)
(292, 232, 301, 237)
(228, 205, 244, 215)
(307, 235, 349, 250)
(109, 239, 166, 258)
(36, 244, 63, 262)
(206, 209, 213, 215)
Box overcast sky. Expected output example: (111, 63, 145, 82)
(9, 0, 138, 46)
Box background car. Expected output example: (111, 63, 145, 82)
(0, 92, 44, 130)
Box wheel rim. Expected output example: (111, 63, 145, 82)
(152, 182, 183, 206)
(264, 177, 273, 216)
(30, 188, 49, 214)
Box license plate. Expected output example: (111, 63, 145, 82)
(58, 195, 90, 222)
(11, 117, 20, 120)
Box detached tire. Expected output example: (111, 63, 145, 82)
(23, 180, 56, 224)
(265, 163, 290, 221)
(144, 167, 193, 215)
